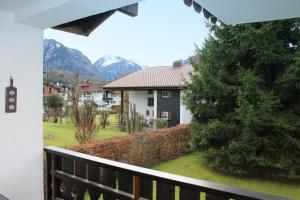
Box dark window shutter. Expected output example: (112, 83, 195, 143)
(168, 112, 173, 121)
(158, 91, 162, 98)
(157, 111, 161, 118)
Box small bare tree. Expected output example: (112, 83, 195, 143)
(99, 110, 111, 129)
(70, 76, 99, 144)
(74, 101, 98, 144)
(44, 95, 64, 123)
(121, 102, 145, 134)
(70, 78, 81, 127)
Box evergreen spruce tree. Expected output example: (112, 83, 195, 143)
(184, 19, 300, 179)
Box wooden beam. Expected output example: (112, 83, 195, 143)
(119, 3, 139, 17)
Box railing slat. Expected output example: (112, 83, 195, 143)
(88, 162, 101, 200)
(179, 187, 200, 200)
(62, 157, 75, 200)
(103, 168, 117, 200)
(56, 155, 63, 199)
(156, 182, 175, 200)
(45, 153, 52, 200)
(119, 171, 134, 194)
(74, 159, 87, 200)
(140, 178, 153, 199)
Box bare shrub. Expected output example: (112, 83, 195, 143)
(99, 110, 111, 129)
(74, 102, 98, 144)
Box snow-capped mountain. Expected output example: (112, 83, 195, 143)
(93, 55, 142, 81)
(44, 39, 99, 78)
(43, 39, 142, 81)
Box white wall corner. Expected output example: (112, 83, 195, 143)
(180, 90, 193, 125)
(0, 19, 43, 200)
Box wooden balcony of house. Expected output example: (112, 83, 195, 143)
(44, 147, 288, 200)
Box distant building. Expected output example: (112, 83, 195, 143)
(43, 83, 60, 96)
(58, 84, 72, 106)
(79, 81, 121, 109)
(104, 63, 193, 127)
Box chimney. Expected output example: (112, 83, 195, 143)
(173, 60, 183, 68)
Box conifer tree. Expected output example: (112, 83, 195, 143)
(184, 19, 300, 179)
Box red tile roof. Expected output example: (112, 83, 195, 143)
(104, 65, 193, 89)
(79, 82, 106, 92)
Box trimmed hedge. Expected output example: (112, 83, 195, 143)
(70, 125, 192, 167)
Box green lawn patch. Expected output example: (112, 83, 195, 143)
(153, 153, 300, 200)
(44, 115, 126, 147)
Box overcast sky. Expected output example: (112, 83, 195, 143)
(44, 0, 209, 66)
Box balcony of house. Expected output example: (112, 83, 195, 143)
(44, 146, 288, 200)
(102, 96, 114, 103)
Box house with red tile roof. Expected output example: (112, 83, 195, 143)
(104, 63, 193, 127)
(79, 81, 121, 108)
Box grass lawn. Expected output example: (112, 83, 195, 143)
(44, 115, 126, 147)
(153, 153, 300, 200)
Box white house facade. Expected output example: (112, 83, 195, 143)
(79, 82, 121, 109)
(104, 64, 194, 127)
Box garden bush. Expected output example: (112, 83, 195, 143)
(99, 110, 111, 129)
(151, 118, 168, 130)
(70, 125, 193, 167)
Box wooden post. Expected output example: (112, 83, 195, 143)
(121, 90, 124, 115)
(134, 176, 141, 200)
(121, 90, 124, 125)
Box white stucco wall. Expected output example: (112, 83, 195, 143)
(180, 90, 193, 124)
(128, 90, 154, 118)
(0, 11, 43, 200)
(92, 91, 105, 105)
(110, 96, 121, 106)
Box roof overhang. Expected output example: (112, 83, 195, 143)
(53, 3, 139, 36)
(0, 0, 142, 30)
(1, 0, 300, 36)
(192, 0, 300, 24)
(104, 87, 182, 91)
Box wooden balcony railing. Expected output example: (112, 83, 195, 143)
(44, 146, 289, 200)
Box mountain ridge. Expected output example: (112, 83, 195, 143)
(43, 39, 142, 81)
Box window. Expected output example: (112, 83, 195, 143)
(148, 90, 153, 95)
(162, 91, 171, 98)
(148, 97, 154, 106)
(161, 111, 168, 119)
(159, 111, 173, 121)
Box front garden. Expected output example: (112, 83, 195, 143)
(43, 120, 300, 199)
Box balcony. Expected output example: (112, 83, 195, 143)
(44, 147, 288, 200)
(103, 97, 113, 103)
